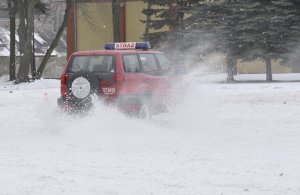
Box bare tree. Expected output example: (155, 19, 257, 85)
(36, 0, 72, 79)
(7, 0, 16, 81)
(16, 0, 35, 83)
(39, 0, 65, 32)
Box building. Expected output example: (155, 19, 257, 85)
(67, 0, 149, 59)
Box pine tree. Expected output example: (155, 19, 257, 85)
(142, 0, 198, 48)
(185, 0, 300, 81)
(143, 0, 300, 79)
(142, 0, 199, 73)
(237, 0, 297, 81)
(185, 0, 246, 80)
(282, 0, 300, 70)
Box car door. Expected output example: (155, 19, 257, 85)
(121, 54, 150, 97)
(155, 53, 176, 110)
(66, 54, 116, 98)
(138, 53, 166, 110)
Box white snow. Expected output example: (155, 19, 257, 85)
(34, 33, 46, 44)
(0, 47, 10, 56)
(0, 72, 300, 195)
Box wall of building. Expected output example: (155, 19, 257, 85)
(125, 1, 146, 42)
(76, 1, 148, 51)
(237, 60, 292, 74)
(76, 2, 113, 51)
(74, 1, 166, 52)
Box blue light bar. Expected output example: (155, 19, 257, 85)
(135, 42, 151, 50)
(105, 43, 115, 50)
(104, 42, 151, 50)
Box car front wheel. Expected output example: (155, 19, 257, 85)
(138, 102, 152, 121)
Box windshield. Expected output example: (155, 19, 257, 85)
(68, 55, 115, 73)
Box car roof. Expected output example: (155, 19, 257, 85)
(71, 49, 163, 56)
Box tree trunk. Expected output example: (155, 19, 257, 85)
(266, 56, 272, 81)
(233, 58, 238, 75)
(112, 0, 120, 42)
(227, 54, 235, 81)
(16, 0, 30, 83)
(8, 0, 16, 81)
(32, 28, 36, 79)
(36, 0, 72, 79)
(26, 0, 35, 79)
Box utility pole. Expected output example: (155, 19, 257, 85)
(7, 0, 16, 81)
(112, 0, 120, 42)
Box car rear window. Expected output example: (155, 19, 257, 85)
(68, 55, 114, 73)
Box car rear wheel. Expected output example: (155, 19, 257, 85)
(64, 73, 99, 112)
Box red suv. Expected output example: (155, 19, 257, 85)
(57, 42, 175, 118)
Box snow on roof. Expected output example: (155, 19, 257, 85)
(0, 26, 66, 57)
(34, 33, 46, 44)
(0, 46, 9, 56)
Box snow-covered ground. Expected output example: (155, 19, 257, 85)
(0, 73, 300, 195)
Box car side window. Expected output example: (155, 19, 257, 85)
(156, 54, 172, 71)
(123, 54, 141, 72)
(139, 54, 159, 73)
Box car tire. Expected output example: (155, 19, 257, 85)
(67, 73, 99, 100)
(65, 72, 99, 112)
